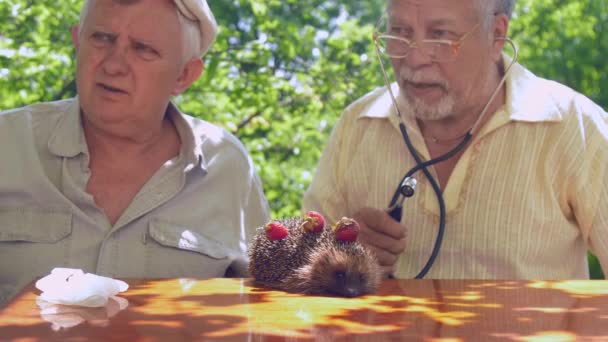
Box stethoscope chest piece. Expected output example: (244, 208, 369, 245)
(400, 177, 417, 197)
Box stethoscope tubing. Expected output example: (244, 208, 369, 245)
(389, 124, 473, 279)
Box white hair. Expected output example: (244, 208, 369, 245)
(77, 0, 201, 62)
(496, 0, 516, 18)
(476, 0, 516, 31)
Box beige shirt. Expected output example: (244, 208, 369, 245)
(303, 61, 608, 280)
(0, 98, 270, 305)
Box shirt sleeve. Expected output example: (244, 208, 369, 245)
(570, 99, 608, 275)
(588, 173, 608, 276)
(583, 142, 608, 276)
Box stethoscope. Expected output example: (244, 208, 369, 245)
(372, 31, 519, 279)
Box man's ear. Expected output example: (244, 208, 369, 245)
(71, 25, 80, 51)
(171, 58, 204, 96)
(492, 14, 510, 60)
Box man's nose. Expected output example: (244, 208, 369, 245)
(102, 45, 130, 76)
(405, 45, 434, 68)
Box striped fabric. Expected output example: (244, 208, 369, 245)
(303, 60, 608, 280)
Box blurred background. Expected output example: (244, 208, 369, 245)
(0, 0, 605, 278)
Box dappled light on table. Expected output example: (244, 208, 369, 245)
(1, 278, 608, 341)
(528, 280, 608, 297)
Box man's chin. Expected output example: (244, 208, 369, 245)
(399, 92, 454, 121)
(81, 104, 129, 125)
(413, 111, 453, 121)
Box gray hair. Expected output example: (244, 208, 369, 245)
(477, 0, 516, 31)
(495, 0, 516, 18)
(77, 0, 201, 62)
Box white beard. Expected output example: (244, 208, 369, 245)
(397, 67, 456, 121)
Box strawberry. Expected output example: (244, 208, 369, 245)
(301, 211, 326, 233)
(333, 217, 360, 243)
(265, 221, 288, 241)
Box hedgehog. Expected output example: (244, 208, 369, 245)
(248, 212, 382, 297)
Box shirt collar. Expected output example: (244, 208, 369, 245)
(166, 102, 208, 173)
(47, 98, 207, 173)
(357, 82, 399, 120)
(504, 54, 563, 122)
(47, 97, 88, 158)
(357, 54, 563, 124)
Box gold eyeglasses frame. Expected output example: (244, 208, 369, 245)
(372, 17, 481, 62)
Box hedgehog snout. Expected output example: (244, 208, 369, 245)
(331, 270, 368, 297)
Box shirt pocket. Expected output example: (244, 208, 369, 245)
(147, 219, 230, 260)
(0, 208, 72, 243)
(0, 208, 72, 306)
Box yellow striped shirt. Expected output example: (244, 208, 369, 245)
(303, 61, 608, 280)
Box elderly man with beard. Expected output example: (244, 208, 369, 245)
(303, 0, 608, 279)
(0, 0, 270, 306)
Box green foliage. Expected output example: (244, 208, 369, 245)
(509, 0, 607, 107)
(0, 0, 605, 278)
(0, 1, 80, 108)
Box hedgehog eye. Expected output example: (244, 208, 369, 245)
(359, 273, 367, 282)
(334, 271, 346, 280)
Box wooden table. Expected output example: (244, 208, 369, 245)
(1, 278, 608, 341)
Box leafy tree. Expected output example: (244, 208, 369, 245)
(0, 0, 605, 278)
(509, 0, 607, 108)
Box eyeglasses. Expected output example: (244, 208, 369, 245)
(373, 22, 480, 62)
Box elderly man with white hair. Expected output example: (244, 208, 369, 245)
(304, 0, 608, 280)
(0, 0, 270, 305)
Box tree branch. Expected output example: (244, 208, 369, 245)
(232, 111, 262, 134)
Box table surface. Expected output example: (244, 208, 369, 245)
(1, 278, 608, 341)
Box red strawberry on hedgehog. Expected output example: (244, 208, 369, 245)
(248, 212, 382, 297)
(301, 210, 326, 233)
(333, 217, 360, 242)
(264, 221, 288, 241)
